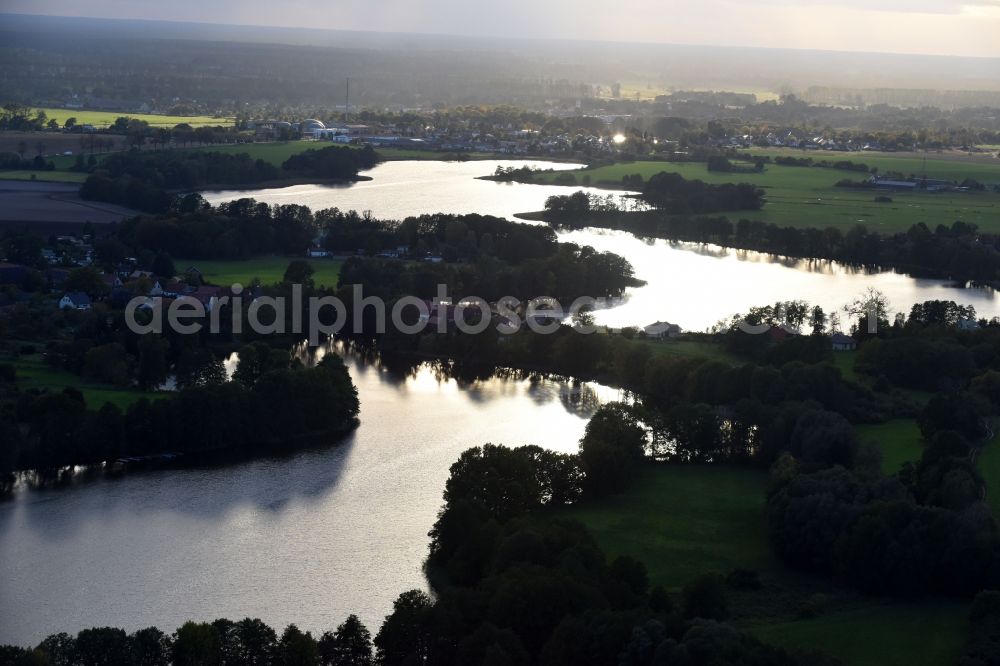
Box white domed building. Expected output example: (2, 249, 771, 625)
(301, 119, 327, 138)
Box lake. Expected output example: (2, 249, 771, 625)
(3, 158, 998, 645)
(0, 345, 625, 644)
(205, 159, 1000, 331)
(201, 159, 600, 222)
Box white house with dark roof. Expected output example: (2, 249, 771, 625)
(59, 292, 91, 311)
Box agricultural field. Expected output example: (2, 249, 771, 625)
(36, 107, 234, 128)
(531, 153, 1000, 233)
(190, 140, 498, 165)
(9, 354, 162, 411)
(180, 256, 343, 288)
(0, 170, 87, 184)
(0, 130, 126, 157)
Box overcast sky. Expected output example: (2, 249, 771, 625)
(3, 0, 1000, 57)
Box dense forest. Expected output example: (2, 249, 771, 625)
(9, 300, 1000, 661)
(545, 173, 764, 217)
(0, 350, 359, 473)
(79, 145, 379, 213)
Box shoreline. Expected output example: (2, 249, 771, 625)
(193, 173, 373, 193)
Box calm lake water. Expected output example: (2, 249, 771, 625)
(3, 159, 998, 645)
(0, 345, 624, 644)
(560, 229, 1000, 331)
(205, 159, 1000, 330)
(202, 159, 598, 222)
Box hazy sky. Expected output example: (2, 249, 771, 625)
(3, 0, 1000, 57)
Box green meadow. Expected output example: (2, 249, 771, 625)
(632, 337, 743, 365)
(750, 601, 968, 666)
(558, 465, 777, 589)
(10, 354, 163, 411)
(558, 463, 968, 666)
(0, 169, 88, 183)
(976, 427, 1000, 517)
(190, 141, 497, 165)
(856, 419, 925, 474)
(533, 153, 1000, 233)
(36, 107, 234, 128)
(179, 256, 343, 288)
(188, 140, 322, 166)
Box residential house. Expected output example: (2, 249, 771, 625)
(768, 326, 800, 342)
(59, 292, 91, 310)
(114, 260, 138, 280)
(101, 273, 124, 290)
(643, 321, 682, 339)
(160, 280, 190, 298)
(830, 332, 857, 352)
(184, 266, 204, 284)
(187, 286, 225, 312)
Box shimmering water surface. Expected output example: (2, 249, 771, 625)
(205, 159, 999, 330)
(3, 159, 997, 645)
(0, 346, 623, 644)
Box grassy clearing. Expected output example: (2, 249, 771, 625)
(749, 601, 968, 666)
(632, 337, 742, 365)
(37, 107, 234, 128)
(856, 419, 924, 474)
(190, 141, 500, 166)
(746, 147, 1000, 181)
(830, 350, 859, 383)
(189, 141, 320, 166)
(0, 169, 88, 183)
(558, 464, 967, 666)
(558, 464, 776, 589)
(534, 156, 1000, 233)
(976, 427, 1000, 517)
(10, 355, 161, 411)
(180, 257, 342, 288)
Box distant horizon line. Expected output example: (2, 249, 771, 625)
(2, 10, 999, 62)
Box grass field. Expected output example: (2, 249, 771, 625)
(559, 464, 777, 589)
(856, 419, 924, 474)
(10, 355, 161, 411)
(37, 107, 234, 128)
(633, 337, 742, 365)
(559, 463, 968, 666)
(187, 141, 321, 166)
(534, 155, 1000, 233)
(180, 256, 343, 288)
(830, 350, 859, 383)
(0, 169, 88, 183)
(189, 141, 499, 166)
(750, 601, 968, 666)
(976, 426, 1000, 517)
